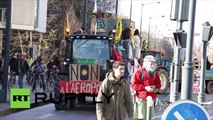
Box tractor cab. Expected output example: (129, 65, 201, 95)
(63, 34, 114, 81)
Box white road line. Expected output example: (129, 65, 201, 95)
(36, 113, 54, 119)
(174, 111, 185, 120)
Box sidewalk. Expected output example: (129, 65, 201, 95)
(0, 80, 51, 117)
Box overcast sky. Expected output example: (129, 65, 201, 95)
(119, 0, 213, 38)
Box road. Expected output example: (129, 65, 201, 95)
(0, 103, 97, 120)
(1, 94, 213, 120)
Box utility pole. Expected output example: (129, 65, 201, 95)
(170, 0, 189, 102)
(198, 22, 213, 103)
(115, 0, 119, 15)
(171, 0, 184, 103)
(181, 0, 197, 100)
(0, 0, 12, 102)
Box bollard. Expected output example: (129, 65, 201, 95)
(146, 96, 153, 120)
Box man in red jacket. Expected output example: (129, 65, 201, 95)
(131, 55, 161, 120)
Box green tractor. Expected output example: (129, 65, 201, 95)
(141, 50, 171, 94)
(54, 34, 115, 110)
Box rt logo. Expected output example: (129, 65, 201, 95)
(10, 88, 30, 108)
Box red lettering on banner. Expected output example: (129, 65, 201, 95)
(60, 81, 66, 94)
(75, 82, 80, 94)
(86, 84, 90, 93)
(59, 80, 102, 94)
(91, 82, 96, 94)
(193, 87, 200, 93)
(193, 70, 200, 93)
(96, 83, 101, 93)
(71, 81, 75, 93)
(80, 82, 86, 93)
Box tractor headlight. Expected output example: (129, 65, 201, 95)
(66, 58, 70, 61)
(63, 61, 67, 65)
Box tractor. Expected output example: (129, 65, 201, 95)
(54, 34, 115, 110)
(141, 50, 171, 94)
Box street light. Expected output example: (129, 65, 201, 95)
(140, 1, 160, 37)
(154, 24, 168, 50)
(147, 15, 165, 50)
(130, 0, 133, 20)
(115, 0, 119, 15)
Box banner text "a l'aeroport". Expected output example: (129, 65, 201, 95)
(59, 80, 101, 94)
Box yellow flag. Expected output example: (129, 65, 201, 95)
(115, 17, 122, 43)
(64, 13, 70, 37)
(130, 22, 135, 43)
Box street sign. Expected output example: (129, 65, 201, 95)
(162, 100, 210, 120)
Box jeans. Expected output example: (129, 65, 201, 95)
(18, 73, 24, 88)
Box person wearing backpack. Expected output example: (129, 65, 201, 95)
(131, 55, 161, 120)
(96, 61, 134, 120)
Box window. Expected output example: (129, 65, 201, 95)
(73, 39, 110, 65)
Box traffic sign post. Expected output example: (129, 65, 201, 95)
(162, 100, 210, 120)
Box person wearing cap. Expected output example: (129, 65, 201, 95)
(130, 55, 161, 120)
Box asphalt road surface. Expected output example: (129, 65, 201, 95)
(1, 94, 213, 120)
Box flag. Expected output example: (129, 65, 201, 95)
(93, 0, 97, 13)
(64, 13, 70, 37)
(115, 16, 122, 43)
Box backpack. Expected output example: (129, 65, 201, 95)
(139, 68, 157, 83)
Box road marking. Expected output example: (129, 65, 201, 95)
(36, 113, 54, 119)
(174, 111, 184, 120)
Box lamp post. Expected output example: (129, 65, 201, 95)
(140, 1, 160, 37)
(130, 0, 133, 20)
(147, 15, 165, 50)
(115, 0, 119, 15)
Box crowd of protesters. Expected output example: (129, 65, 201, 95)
(0, 52, 62, 91)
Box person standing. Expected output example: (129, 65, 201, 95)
(131, 55, 161, 120)
(120, 28, 134, 82)
(133, 29, 141, 59)
(17, 54, 29, 88)
(96, 61, 134, 120)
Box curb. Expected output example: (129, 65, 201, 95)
(0, 100, 50, 117)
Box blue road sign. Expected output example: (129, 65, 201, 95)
(162, 100, 210, 120)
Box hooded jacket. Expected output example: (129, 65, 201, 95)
(96, 70, 134, 120)
(131, 67, 161, 100)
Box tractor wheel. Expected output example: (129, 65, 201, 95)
(206, 81, 213, 94)
(157, 68, 169, 94)
(54, 75, 67, 110)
